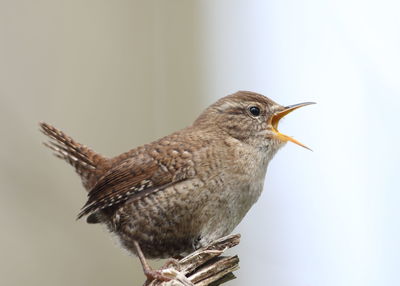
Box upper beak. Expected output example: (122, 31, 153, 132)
(269, 102, 315, 150)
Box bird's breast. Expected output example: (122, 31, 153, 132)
(197, 143, 270, 244)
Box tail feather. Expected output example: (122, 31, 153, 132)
(39, 122, 110, 191)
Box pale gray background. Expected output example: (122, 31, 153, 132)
(1, 1, 399, 286)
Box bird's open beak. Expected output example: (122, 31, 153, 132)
(269, 102, 315, 150)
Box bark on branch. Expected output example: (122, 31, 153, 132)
(148, 234, 241, 286)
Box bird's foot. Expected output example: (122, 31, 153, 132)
(134, 240, 174, 285)
(161, 257, 180, 270)
(143, 268, 172, 284)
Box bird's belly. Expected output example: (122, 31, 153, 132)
(110, 177, 264, 258)
(115, 208, 202, 258)
(112, 179, 209, 258)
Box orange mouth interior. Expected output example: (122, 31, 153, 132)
(270, 102, 315, 150)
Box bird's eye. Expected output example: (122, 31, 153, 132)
(249, 106, 261, 117)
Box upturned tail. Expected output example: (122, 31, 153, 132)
(39, 122, 110, 191)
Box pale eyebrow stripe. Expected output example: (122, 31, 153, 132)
(216, 101, 246, 114)
(216, 101, 237, 111)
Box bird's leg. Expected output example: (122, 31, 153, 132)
(133, 241, 171, 283)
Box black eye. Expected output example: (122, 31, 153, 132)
(249, 106, 260, 116)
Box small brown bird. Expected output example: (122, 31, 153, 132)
(40, 91, 313, 282)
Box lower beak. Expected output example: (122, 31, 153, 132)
(270, 102, 315, 150)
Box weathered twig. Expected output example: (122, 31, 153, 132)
(148, 234, 241, 286)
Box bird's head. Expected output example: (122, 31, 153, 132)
(194, 91, 314, 151)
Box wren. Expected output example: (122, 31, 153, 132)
(40, 91, 314, 282)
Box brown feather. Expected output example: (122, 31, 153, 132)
(39, 122, 111, 190)
(77, 149, 191, 219)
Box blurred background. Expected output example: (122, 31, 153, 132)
(1, 0, 399, 285)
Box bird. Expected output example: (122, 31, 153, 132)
(40, 91, 314, 282)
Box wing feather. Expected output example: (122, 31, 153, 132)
(77, 155, 188, 219)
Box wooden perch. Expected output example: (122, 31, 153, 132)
(148, 234, 241, 286)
